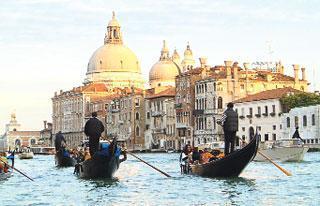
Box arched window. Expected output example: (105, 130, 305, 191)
(30, 139, 36, 145)
(303, 115, 307, 127)
(287, 117, 290, 128)
(15, 139, 21, 146)
(135, 112, 140, 120)
(135, 126, 140, 136)
(218, 97, 223, 109)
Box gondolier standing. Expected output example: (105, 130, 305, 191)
(217, 102, 239, 155)
(84, 112, 105, 157)
(55, 131, 66, 152)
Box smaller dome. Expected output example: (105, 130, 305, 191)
(108, 11, 120, 27)
(149, 60, 180, 86)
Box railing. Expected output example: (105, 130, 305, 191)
(151, 111, 166, 117)
(176, 123, 188, 128)
(193, 109, 204, 115)
(152, 128, 166, 134)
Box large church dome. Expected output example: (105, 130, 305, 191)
(149, 40, 180, 88)
(85, 12, 144, 89)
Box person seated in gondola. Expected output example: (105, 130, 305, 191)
(200, 148, 214, 164)
(180, 144, 192, 173)
(209, 149, 224, 161)
(192, 147, 201, 164)
(0, 153, 9, 173)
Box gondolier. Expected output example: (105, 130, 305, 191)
(54, 131, 66, 152)
(84, 112, 105, 157)
(217, 102, 239, 155)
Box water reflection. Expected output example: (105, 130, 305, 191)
(84, 177, 119, 190)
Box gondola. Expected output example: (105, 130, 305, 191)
(184, 133, 259, 178)
(55, 148, 77, 167)
(75, 138, 126, 179)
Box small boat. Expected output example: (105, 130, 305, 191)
(183, 133, 259, 178)
(55, 148, 77, 167)
(0, 152, 14, 181)
(75, 138, 126, 179)
(254, 139, 309, 162)
(19, 148, 34, 159)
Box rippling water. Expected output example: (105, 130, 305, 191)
(0, 152, 319, 206)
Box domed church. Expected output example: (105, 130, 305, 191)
(149, 40, 181, 88)
(85, 12, 144, 89)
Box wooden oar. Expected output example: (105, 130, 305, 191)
(0, 158, 34, 181)
(239, 137, 292, 176)
(257, 150, 292, 176)
(127, 151, 171, 177)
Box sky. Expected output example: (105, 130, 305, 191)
(1, 0, 320, 132)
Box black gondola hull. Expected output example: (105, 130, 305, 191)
(77, 155, 119, 179)
(55, 152, 77, 167)
(189, 135, 259, 178)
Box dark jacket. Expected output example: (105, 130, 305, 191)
(223, 108, 239, 132)
(84, 117, 105, 138)
(54, 132, 66, 150)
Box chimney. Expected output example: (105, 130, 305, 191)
(224, 60, 233, 79)
(233, 62, 239, 80)
(243, 62, 250, 94)
(301, 67, 306, 81)
(292, 64, 300, 83)
(59, 89, 63, 94)
(199, 57, 207, 68)
(43, 120, 47, 129)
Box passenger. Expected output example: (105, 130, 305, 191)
(180, 144, 193, 173)
(192, 147, 201, 164)
(200, 148, 214, 164)
(84, 147, 91, 160)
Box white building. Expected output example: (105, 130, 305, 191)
(281, 105, 320, 146)
(234, 87, 301, 143)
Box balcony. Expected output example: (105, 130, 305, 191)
(176, 122, 188, 129)
(246, 114, 253, 118)
(174, 103, 182, 109)
(111, 108, 120, 113)
(152, 128, 166, 134)
(239, 115, 245, 119)
(193, 109, 204, 115)
(255, 114, 261, 118)
(262, 113, 268, 117)
(270, 112, 276, 117)
(151, 111, 166, 117)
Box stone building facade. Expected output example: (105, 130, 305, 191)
(106, 88, 145, 150)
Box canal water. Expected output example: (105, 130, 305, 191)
(0, 152, 319, 206)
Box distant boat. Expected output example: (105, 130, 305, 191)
(254, 139, 309, 162)
(183, 133, 259, 178)
(55, 148, 77, 167)
(75, 138, 126, 179)
(166, 148, 175, 153)
(19, 148, 34, 159)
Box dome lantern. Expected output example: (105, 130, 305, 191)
(104, 11, 123, 45)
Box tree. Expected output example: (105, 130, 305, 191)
(280, 93, 320, 112)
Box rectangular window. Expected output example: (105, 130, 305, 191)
(258, 107, 261, 115)
(273, 125, 276, 130)
(272, 134, 276, 141)
(249, 108, 253, 116)
(265, 106, 268, 115)
(264, 134, 269, 141)
(135, 98, 140, 107)
(303, 115, 307, 127)
(272, 105, 276, 113)
(242, 127, 245, 132)
(312, 114, 315, 126)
